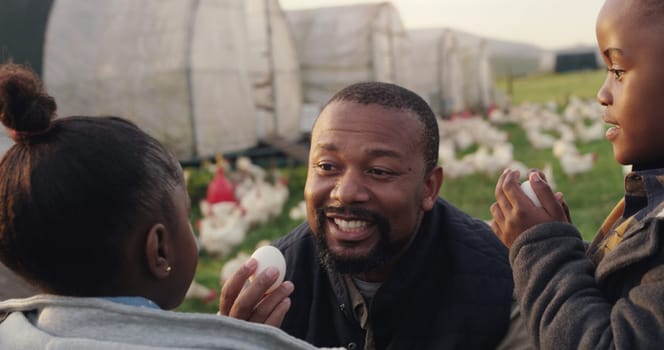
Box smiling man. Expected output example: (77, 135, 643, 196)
(304, 98, 436, 284)
(220, 82, 531, 349)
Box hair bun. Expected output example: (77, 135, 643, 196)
(0, 63, 56, 141)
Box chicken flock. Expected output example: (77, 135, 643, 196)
(440, 96, 604, 181)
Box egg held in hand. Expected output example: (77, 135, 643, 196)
(520, 180, 542, 208)
(249, 245, 287, 293)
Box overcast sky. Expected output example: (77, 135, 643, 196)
(279, 0, 606, 50)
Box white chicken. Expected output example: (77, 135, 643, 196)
(560, 151, 597, 177)
(575, 120, 606, 143)
(239, 179, 289, 226)
(198, 205, 249, 257)
(185, 280, 217, 304)
(235, 156, 266, 182)
(553, 140, 578, 160)
(289, 200, 307, 221)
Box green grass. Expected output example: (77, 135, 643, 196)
(179, 69, 624, 313)
(440, 123, 623, 238)
(497, 69, 607, 106)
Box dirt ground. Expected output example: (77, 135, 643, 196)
(0, 263, 36, 301)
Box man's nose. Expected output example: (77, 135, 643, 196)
(330, 170, 371, 204)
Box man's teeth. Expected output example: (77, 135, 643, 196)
(334, 218, 368, 231)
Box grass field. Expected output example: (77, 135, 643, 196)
(498, 69, 606, 106)
(439, 123, 623, 237)
(179, 68, 623, 313)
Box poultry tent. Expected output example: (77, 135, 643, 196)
(487, 39, 553, 78)
(43, 0, 257, 160)
(244, 0, 303, 142)
(407, 28, 465, 118)
(454, 32, 495, 114)
(284, 2, 412, 115)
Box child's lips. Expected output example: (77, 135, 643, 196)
(603, 114, 620, 141)
(606, 125, 620, 141)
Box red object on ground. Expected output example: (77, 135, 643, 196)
(206, 167, 236, 204)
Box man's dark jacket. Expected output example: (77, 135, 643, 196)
(274, 198, 514, 349)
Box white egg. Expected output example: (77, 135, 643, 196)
(250, 245, 286, 293)
(521, 180, 542, 207)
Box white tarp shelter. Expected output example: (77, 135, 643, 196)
(455, 32, 495, 113)
(44, 0, 257, 160)
(408, 28, 465, 118)
(484, 38, 551, 78)
(245, 0, 302, 141)
(285, 2, 412, 109)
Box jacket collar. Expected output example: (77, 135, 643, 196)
(596, 202, 664, 282)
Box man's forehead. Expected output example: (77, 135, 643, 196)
(316, 100, 420, 125)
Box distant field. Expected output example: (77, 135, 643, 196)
(497, 69, 606, 106)
(179, 69, 622, 313)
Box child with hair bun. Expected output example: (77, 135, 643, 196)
(0, 63, 318, 349)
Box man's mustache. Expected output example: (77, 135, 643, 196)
(317, 206, 387, 224)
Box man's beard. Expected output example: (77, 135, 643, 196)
(314, 206, 401, 274)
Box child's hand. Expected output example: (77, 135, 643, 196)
(218, 258, 294, 327)
(490, 169, 571, 248)
(530, 168, 572, 223)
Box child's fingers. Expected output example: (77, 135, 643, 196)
(555, 192, 573, 223)
(228, 266, 280, 320)
(489, 203, 505, 233)
(501, 169, 530, 206)
(249, 281, 294, 326)
(218, 258, 257, 317)
(528, 173, 568, 221)
(495, 169, 515, 211)
(263, 297, 292, 327)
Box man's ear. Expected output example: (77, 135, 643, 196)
(145, 223, 171, 279)
(421, 166, 443, 211)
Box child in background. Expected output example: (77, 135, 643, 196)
(0, 63, 314, 349)
(490, 0, 664, 348)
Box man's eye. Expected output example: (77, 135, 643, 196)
(368, 168, 395, 177)
(314, 163, 334, 171)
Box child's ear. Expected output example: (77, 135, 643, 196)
(421, 166, 443, 211)
(145, 223, 172, 279)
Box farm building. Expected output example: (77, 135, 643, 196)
(2, 0, 304, 161)
(244, 0, 303, 142)
(449, 30, 558, 80)
(484, 39, 552, 78)
(285, 2, 412, 111)
(453, 32, 495, 113)
(44, 0, 258, 160)
(407, 28, 465, 118)
(554, 46, 602, 73)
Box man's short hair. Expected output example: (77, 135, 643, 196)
(324, 82, 439, 173)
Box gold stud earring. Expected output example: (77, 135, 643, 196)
(166, 266, 172, 273)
